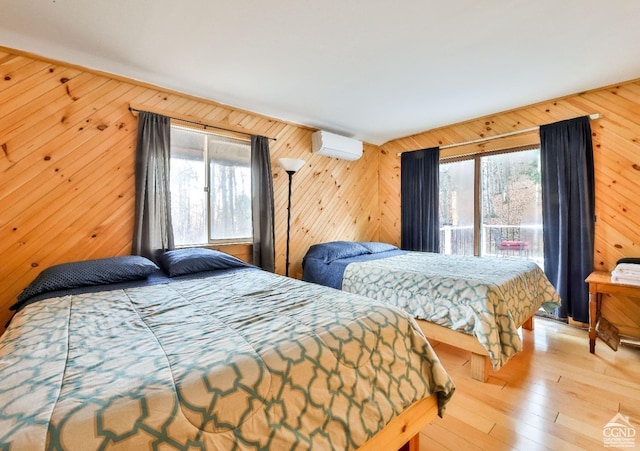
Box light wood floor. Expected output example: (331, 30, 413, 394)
(421, 318, 640, 450)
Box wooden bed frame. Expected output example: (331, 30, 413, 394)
(416, 315, 535, 382)
(358, 395, 439, 451)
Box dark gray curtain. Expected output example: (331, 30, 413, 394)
(132, 112, 174, 262)
(540, 116, 595, 323)
(251, 136, 275, 272)
(401, 147, 440, 252)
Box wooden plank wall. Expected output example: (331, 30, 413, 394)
(380, 79, 640, 336)
(0, 47, 380, 332)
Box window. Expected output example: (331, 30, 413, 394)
(439, 159, 475, 255)
(439, 147, 543, 265)
(170, 126, 252, 246)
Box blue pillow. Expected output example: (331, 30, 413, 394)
(18, 256, 159, 302)
(304, 241, 370, 263)
(359, 242, 398, 254)
(158, 248, 252, 277)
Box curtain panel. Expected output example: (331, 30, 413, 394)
(401, 147, 440, 252)
(251, 136, 276, 272)
(540, 116, 595, 323)
(132, 112, 174, 262)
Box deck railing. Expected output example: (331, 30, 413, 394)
(440, 224, 544, 265)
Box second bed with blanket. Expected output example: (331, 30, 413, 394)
(303, 241, 561, 381)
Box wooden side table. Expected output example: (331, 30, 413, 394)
(585, 271, 640, 353)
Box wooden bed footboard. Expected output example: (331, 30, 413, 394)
(358, 395, 439, 451)
(416, 315, 535, 382)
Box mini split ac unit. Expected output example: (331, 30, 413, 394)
(311, 130, 363, 161)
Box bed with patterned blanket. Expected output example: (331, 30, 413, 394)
(303, 241, 561, 381)
(0, 249, 454, 450)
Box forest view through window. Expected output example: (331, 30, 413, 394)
(439, 148, 544, 265)
(170, 126, 252, 246)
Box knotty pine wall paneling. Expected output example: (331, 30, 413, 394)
(380, 79, 640, 336)
(0, 47, 380, 333)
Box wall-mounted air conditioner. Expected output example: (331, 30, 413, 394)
(311, 130, 363, 161)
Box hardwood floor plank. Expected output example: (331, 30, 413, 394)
(421, 416, 504, 451)
(422, 318, 640, 450)
(442, 396, 496, 434)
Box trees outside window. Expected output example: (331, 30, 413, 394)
(439, 148, 543, 265)
(170, 126, 251, 246)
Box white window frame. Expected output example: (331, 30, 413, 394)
(439, 145, 542, 259)
(170, 124, 252, 247)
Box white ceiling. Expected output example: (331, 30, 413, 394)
(1, 1, 640, 145)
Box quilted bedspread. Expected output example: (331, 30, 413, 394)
(0, 269, 453, 450)
(341, 252, 561, 370)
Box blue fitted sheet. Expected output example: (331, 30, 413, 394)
(302, 249, 406, 288)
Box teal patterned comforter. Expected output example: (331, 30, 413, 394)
(342, 252, 561, 370)
(0, 269, 454, 450)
